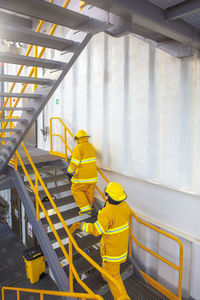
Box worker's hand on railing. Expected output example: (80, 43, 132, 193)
(69, 222, 82, 234)
(66, 171, 73, 180)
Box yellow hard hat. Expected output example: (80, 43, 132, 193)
(74, 129, 90, 140)
(105, 182, 127, 202)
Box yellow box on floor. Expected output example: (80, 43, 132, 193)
(23, 246, 45, 284)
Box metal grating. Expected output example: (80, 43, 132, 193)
(147, 0, 186, 9)
(103, 274, 169, 300)
(181, 11, 200, 30)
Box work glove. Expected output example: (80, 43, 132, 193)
(66, 171, 73, 179)
(69, 222, 82, 234)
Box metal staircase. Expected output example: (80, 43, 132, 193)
(8, 150, 168, 299)
(0, 0, 110, 172)
(0, 1, 184, 299)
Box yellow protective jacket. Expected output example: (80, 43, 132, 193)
(81, 201, 132, 263)
(67, 137, 97, 184)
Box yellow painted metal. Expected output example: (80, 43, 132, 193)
(17, 290, 20, 300)
(130, 212, 183, 299)
(69, 238, 74, 292)
(1, 287, 104, 300)
(128, 215, 132, 258)
(11, 136, 122, 296)
(49, 117, 110, 200)
(0, 0, 70, 136)
(140, 271, 179, 300)
(34, 45, 38, 91)
(35, 174, 39, 221)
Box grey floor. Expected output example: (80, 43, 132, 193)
(0, 220, 60, 300)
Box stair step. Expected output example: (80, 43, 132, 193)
(0, 118, 28, 123)
(0, 107, 34, 111)
(0, 137, 16, 142)
(103, 273, 167, 300)
(29, 184, 71, 198)
(26, 164, 66, 175)
(55, 234, 101, 260)
(0, 74, 52, 85)
(0, 128, 22, 133)
(0, 11, 32, 29)
(0, 145, 12, 150)
(42, 195, 74, 212)
(48, 216, 97, 242)
(0, 0, 90, 31)
(64, 247, 102, 276)
(75, 260, 133, 295)
(0, 23, 75, 51)
(25, 173, 69, 186)
(0, 52, 65, 70)
(41, 206, 79, 227)
(0, 92, 42, 99)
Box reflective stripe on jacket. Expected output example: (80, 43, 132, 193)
(67, 137, 97, 184)
(81, 201, 132, 263)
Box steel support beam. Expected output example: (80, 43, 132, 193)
(85, 0, 200, 49)
(7, 166, 70, 295)
(166, 0, 200, 21)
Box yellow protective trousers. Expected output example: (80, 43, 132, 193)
(71, 183, 96, 214)
(102, 261, 130, 300)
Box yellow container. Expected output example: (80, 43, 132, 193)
(23, 247, 45, 284)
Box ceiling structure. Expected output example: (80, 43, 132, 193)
(85, 0, 200, 57)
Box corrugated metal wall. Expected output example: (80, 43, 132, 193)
(38, 32, 200, 196)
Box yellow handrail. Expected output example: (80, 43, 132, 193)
(2, 287, 104, 300)
(0, 0, 71, 136)
(129, 212, 183, 300)
(50, 117, 183, 299)
(50, 117, 109, 200)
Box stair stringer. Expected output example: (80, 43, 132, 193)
(7, 165, 73, 297)
(0, 32, 92, 173)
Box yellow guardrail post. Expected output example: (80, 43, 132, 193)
(64, 127, 67, 162)
(69, 238, 74, 292)
(34, 45, 38, 92)
(17, 290, 20, 300)
(35, 174, 40, 221)
(129, 215, 132, 258)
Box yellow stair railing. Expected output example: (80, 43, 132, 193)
(49, 117, 183, 300)
(0, 0, 71, 138)
(2, 287, 103, 300)
(6, 121, 123, 298)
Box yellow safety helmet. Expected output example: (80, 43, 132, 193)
(105, 182, 127, 202)
(74, 129, 90, 140)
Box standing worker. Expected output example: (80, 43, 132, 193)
(66, 129, 97, 215)
(70, 182, 131, 300)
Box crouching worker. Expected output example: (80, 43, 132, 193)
(66, 130, 97, 215)
(70, 182, 131, 300)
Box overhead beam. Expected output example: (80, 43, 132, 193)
(85, 0, 200, 49)
(166, 0, 200, 21)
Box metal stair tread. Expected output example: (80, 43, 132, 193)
(0, 107, 34, 111)
(0, 51, 65, 69)
(0, 0, 90, 30)
(0, 137, 16, 141)
(55, 234, 101, 260)
(24, 173, 68, 186)
(41, 206, 79, 226)
(74, 260, 133, 294)
(29, 184, 71, 198)
(25, 164, 66, 175)
(0, 74, 52, 85)
(103, 273, 168, 300)
(0, 118, 28, 123)
(0, 92, 42, 99)
(41, 195, 74, 212)
(47, 215, 97, 242)
(0, 23, 75, 51)
(64, 247, 102, 276)
(0, 129, 22, 133)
